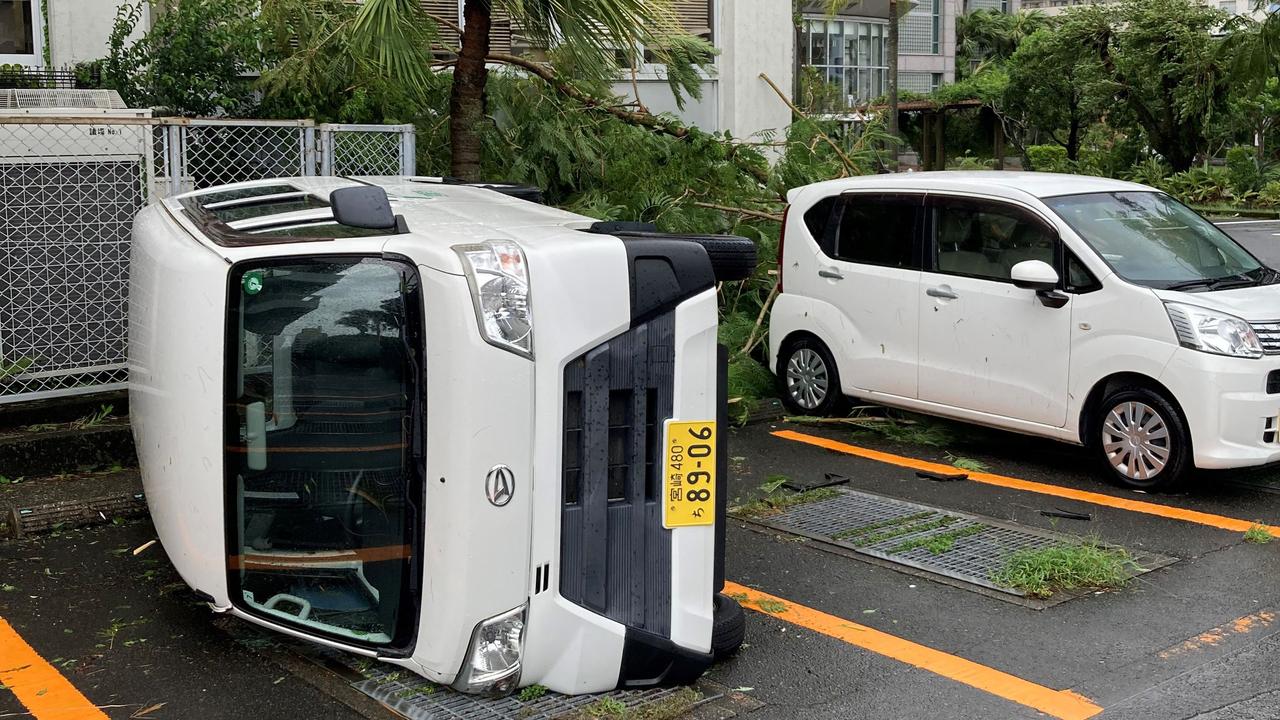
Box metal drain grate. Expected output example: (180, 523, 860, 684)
(227, 622, 712, 720)
(748, 488, 1173, 601)
(354, 661, 702, 720)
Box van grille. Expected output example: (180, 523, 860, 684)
(560, 313, 675, 637)
(1252, 322, 1280, 355)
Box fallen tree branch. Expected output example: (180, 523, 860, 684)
(739, 281, 781, 357)
(759, 72, 860, 176)
(694, 201, 783, 222)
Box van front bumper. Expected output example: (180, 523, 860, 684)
(1161, 348, 1280, 470)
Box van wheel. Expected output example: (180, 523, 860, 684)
(778, 338, 842, 416)
(711, 594, 745, 661)
(1093, 387, 1191, 491)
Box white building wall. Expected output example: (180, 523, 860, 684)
(717, 0, 794, 141)
(45, 0, 148, 68)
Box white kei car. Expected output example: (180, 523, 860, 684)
(769, 172, 1280, 490)
(128, 177, 751, 695)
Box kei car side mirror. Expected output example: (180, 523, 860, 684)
(1011, 260, 1069, 309)
(1010, 260, 1059, 292)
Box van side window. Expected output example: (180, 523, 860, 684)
(803, 197, 838, 242)
(831, 194, 919, 269)
(932, 200, 1056, 283)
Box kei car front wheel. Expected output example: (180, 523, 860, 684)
(1093, 386, 1191, 491)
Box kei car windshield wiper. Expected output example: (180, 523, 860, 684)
(1165, 273, 1259, 292)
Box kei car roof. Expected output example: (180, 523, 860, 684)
(787, 171, 1157, 205)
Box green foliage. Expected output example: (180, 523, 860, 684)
(517, 685, 549, 702)
(992, 538, 1138, 598)
(1244, 524, 1274, 544)
(956, 8, 1054, 79)
(1159, 166, 1234, 205)
(0, 356, 33, 382)
(1005, 23, 1107, 161)
(1124, 157, 1171, 187)
(1025, 144, 1071, 172)
(1227, 145, 1262, 195)
(1257, 181, 1280, 208)
(104, 0, 266, 115)
(257, 0, 441, 123)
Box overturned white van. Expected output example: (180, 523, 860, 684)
(128, 177, 751, 695)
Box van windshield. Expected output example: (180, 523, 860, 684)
(1044, 191, 1267, 290)
(225, 257, 423, 649)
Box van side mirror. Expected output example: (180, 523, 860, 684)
(1010, 260, 1059, 291)
(330, 186, 397, 229)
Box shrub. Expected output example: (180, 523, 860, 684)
(1257, 181, 1280, 208)
(1026, 144, 1071, 173)
(1124, 157, 1170, 188)
(1226, 145, 1262, 196)
(1160, 166, 1232, 205)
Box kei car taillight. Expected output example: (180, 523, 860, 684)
(776, 205, 790, 293)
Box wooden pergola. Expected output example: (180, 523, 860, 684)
(853, 98, 1003, 171)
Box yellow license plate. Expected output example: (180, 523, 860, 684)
(662, 420, 717, 529)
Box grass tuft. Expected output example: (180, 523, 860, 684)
(945, 453, 990, 473)
(731, 487, 840, 518)
(992, 538, 1138, 598)
(517, 684, 548, 702)
(755, 598, 788, 613)
(890, 524, 987, 555)
(1244, 523, 1273, 544)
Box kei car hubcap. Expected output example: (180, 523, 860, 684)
(1102, 401, 1171, 481)
(786, 348, 829, 410)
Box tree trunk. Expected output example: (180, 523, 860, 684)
(886, 0, 899, 170)
(450, 0, 492, 180)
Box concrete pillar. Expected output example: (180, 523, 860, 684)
(718, 0, 794, 147)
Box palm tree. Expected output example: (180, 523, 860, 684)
(348, 0, 709, 180)
(956, 8, 1052, 77)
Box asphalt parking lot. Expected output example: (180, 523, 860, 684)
(2, 221, 1280, 720)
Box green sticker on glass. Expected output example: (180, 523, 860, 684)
(243, 271, 265, 295)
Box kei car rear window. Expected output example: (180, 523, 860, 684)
(829, 193, 922, 269)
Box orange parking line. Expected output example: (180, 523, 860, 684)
(773, 429, 1280, 537)
(725, 581, 1102, 720)
(0, 616, 108, 720)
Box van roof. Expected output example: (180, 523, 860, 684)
(787, 171, 1156, 204)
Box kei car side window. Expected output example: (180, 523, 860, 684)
(828, 194, 922, 269)
(930, 198, 1058, 283)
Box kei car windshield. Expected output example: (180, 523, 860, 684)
(1044, 191, 1263, 290)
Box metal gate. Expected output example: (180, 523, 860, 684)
(0, 116, 416, 404)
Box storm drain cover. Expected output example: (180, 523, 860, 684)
(228, 623, 713, 720)
(742, 488, 1174, 605)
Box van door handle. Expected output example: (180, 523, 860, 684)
(926, 286, 959, 300)
(818, 268, 844, 280)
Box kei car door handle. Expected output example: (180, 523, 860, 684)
(926, 285, 959, 299)
(818, 268, 844, 280)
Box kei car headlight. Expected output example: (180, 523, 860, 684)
(452, 605, 526, 696)
(456, 241, 533, 358)
(1164, 302, 1263, 359)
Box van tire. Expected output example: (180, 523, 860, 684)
(778, 337, 843, 416)
(711, 593, 745, 660)
(1092, 386, 1191, 491)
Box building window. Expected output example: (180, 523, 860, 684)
(900, 0, 941, 55)
(801, 17, 889, 108)
(0, 0, 43, 66)
(967, 0, 1010, 11)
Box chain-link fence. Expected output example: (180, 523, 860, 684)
(0, 116, 415, 404)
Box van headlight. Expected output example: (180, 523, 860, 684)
(1165, 302, 1263, 359)
(456, 241, 533, 358)
(452, 605, 526, 696)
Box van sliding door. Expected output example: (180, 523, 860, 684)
(224, 256, 423, 650)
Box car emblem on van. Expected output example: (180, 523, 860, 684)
(486, 465, 515, 507)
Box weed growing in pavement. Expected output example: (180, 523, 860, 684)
(851, 515, 960, 547)
(992, 538, 1138, 598)
(731, 487, 841, 518)
(72, 404, 114, 429)
(1244, 524, 1273, 544)
(585, 698, 628, 716)
(760, 474, 789, 494)
(395, 684, 436, 699)
(890, 524, 987, 555)
(832, 511, 936, 542)
(518, 684, 548, 702)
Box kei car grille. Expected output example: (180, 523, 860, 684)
(560, 312, 675, 638)
(1253, 322, 1280, 355)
